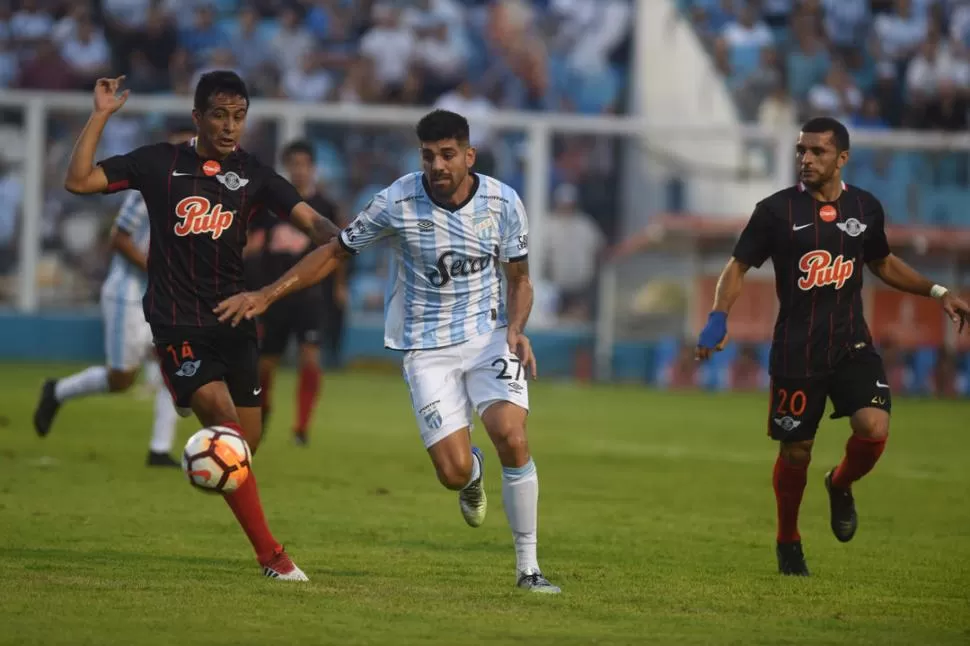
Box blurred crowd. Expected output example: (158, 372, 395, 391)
(0, 0, 631, 325)
(679, 0, 970, 227)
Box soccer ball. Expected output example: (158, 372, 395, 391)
(181, 426, 252, 493)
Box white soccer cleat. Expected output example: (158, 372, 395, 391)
(516, 569, 561, 594)
(261, 547, 309, 581)
(459, 446, 487, 528)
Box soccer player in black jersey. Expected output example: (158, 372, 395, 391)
(43, 72, 343, 580)
(696, 117, 969, 576)
(244, 140, 346, 445)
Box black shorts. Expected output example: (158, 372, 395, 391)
(258, 294, 323, 356)
(152, 324, 261, 410)
(768, 348, 892, 442)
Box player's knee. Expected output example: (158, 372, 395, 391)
(107, 369, 136, 392)
(435, 455, 473, 490)
(779, 439, 813, 467)
(851, 409, 890, 441)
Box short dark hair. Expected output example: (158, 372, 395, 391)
(416, 109, 470, 145)
(801, 117, 850, 152)
(281, 139, 315, 163)
(167, 119, 196, 137)
(194, 70, 250, 113)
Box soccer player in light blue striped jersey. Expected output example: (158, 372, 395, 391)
(32, 126, 195, 467)
(216, 110, 560, 593)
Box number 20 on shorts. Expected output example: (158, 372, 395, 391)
(775, 388, 807, 417)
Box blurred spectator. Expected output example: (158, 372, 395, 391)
(735, 46, 783, 122)
(283, 52, 334, 102)
(0, 160, 22, 275)
(229, 6, 270, 77)
(542, 183, 605, 322)
(360, 3, 416, 95)
(269, 6, 314, 74)
(179, 5, 230, 64)
(820, 0, 870, 52)
(807, 61, 862, 122)
(61, 15, 111, 87)
(136, 5, 177, 75)
(336, 55, 381, 104)
(435, 80, 497, 174)
(721, 3, 773, 85)
(0, 34, 17, 88)
(17, 39, 75, 91)
(758, 77, 798, 130)
(52, 4, 93, 44)
(412, 17, 466, 100)
(729, 344, 765, 391)
(550, 0, 631, 77)
(786, 13, 830, 101)
(873, 0, 927, 65)
(10, 0, 52, 51)
(934, 350, 959, 397)
(660, 343, 698, 390)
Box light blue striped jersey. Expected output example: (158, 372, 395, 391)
(339, 172, 529, 351)
(102, 192, 151, 302)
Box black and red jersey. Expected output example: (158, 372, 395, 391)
(732, 182, 892, 378)
(98, 140, 302, 333)
(249, 192, 339, 289)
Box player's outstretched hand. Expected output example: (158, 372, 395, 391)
(941, 292, 970, 333)
(214, 290, 269, 327)
(508, 329, 538, 380)
(93, 76, 129, 115)
(695, 311, 729, 361)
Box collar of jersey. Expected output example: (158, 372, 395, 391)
(186, 137, 239, 159)
(421, 172, 480, 213)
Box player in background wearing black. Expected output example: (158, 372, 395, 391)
(51, 72, 342, 580)
(696, 117, 969, 576)
(243, 140, 346, 445)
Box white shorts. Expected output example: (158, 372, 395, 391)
(402, 328, 530, 448)
(101, 297, 153, 372)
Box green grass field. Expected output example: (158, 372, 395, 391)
(0, 363, 967, 645)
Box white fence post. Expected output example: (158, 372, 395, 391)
(524, 122, 550, 286)
(17, 97, 46, 313)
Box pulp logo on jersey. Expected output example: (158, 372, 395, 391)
(819, 205, 837, 223)
(216, 172, 250, 191)
(202, 160, 221, 176)
(797, 250, 854, 291)
(174, 196, 235, 240)
(836, 218, 867, 237)
(427, 250, 495, 288)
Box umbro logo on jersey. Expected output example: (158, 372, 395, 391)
(417, 220, 434, 231)
(792, 223, 813, 231)
(174, 196, 234, 240)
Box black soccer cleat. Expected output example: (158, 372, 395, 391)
(146, 451, 180, 468)
(825, 468, 858, 543)
(293, 432, 308, 447)
(33, 379, 61, 438)
(776, 541, 810, 576)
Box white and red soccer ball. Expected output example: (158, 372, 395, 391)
(181, 426, 252, 493)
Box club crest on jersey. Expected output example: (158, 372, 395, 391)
(174, 196, 234, 240)
(836, 218, 867, 237)
(474, 217, 493, 240)
(798, 250, 854, 291)
(215, 172, 249, 191)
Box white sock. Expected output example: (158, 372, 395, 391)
(462, 449, 482, 489)
(150, 381, 178, 453)
(143, 359, 163, 389)
(54, 366, 109, 402)
(502, 459, 539, 575)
